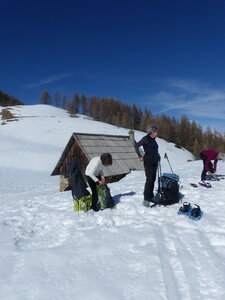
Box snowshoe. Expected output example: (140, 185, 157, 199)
(198, 181, 212, 188)
(216, 174, 225, 179)
(188, 204, 203, 221)
(177, 202, 192, 215)
(190, 183, 198, 188)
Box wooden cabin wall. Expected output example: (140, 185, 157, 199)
(59, 175, 70, 192)
(59, 140, 89, 180)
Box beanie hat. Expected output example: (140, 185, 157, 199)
(147, 125, 158, 134)
(218, 152, 225, 161)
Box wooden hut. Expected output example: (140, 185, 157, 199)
(51, 130, 144, 191)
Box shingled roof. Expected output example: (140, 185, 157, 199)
(51, 131, 144, 182)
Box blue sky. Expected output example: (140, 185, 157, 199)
(1, 0, 225, 132)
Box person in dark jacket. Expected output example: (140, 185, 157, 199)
(135, 125, 160, 207)
(199, 150, 225, 180)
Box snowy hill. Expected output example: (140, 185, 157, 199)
(1, 105, 225, 300)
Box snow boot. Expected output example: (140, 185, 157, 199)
(143, 200, 150, 207)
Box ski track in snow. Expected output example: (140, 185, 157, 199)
(1, 169, 225, 300)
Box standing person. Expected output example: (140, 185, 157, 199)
(199, 150, 225, 180)
(135, 125, 160, 207)
(85, 153, 112, 211)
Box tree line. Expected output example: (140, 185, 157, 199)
(1, 89, 224, 158)
(0, 90, 24, 106)
(39, 89, 225, 158)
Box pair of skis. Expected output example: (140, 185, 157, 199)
(205, 174, 225, 181)
(190, 174, 225, 188)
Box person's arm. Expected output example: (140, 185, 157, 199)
(85, 158, 100, 182)
(134, 136, 146, 161)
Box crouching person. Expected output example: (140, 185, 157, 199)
(199, 150, 225, 180)
(85, 153, 112, 211)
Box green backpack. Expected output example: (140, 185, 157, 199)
(73, 195, 92, 212)
(97, 184, 114, 210)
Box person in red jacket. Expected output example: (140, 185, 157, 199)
(199, 150, 225, 180)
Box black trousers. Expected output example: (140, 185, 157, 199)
(86, 176, 99, 210)
(143, 161, 158, 201)
(200, 153, 213, 180)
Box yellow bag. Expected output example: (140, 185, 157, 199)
(73, 195, 92, 212)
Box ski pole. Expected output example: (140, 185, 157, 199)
(157, 161, 161, 193)
(164, 152, 174, 173)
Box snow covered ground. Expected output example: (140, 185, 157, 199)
(1, 105, 225, 300)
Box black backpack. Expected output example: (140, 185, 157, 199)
(151, 164, 180, 207)
(160, 173, 180, 204)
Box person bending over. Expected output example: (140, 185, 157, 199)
(85, 153, 112, 211)
(199, 150, 225, 180)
